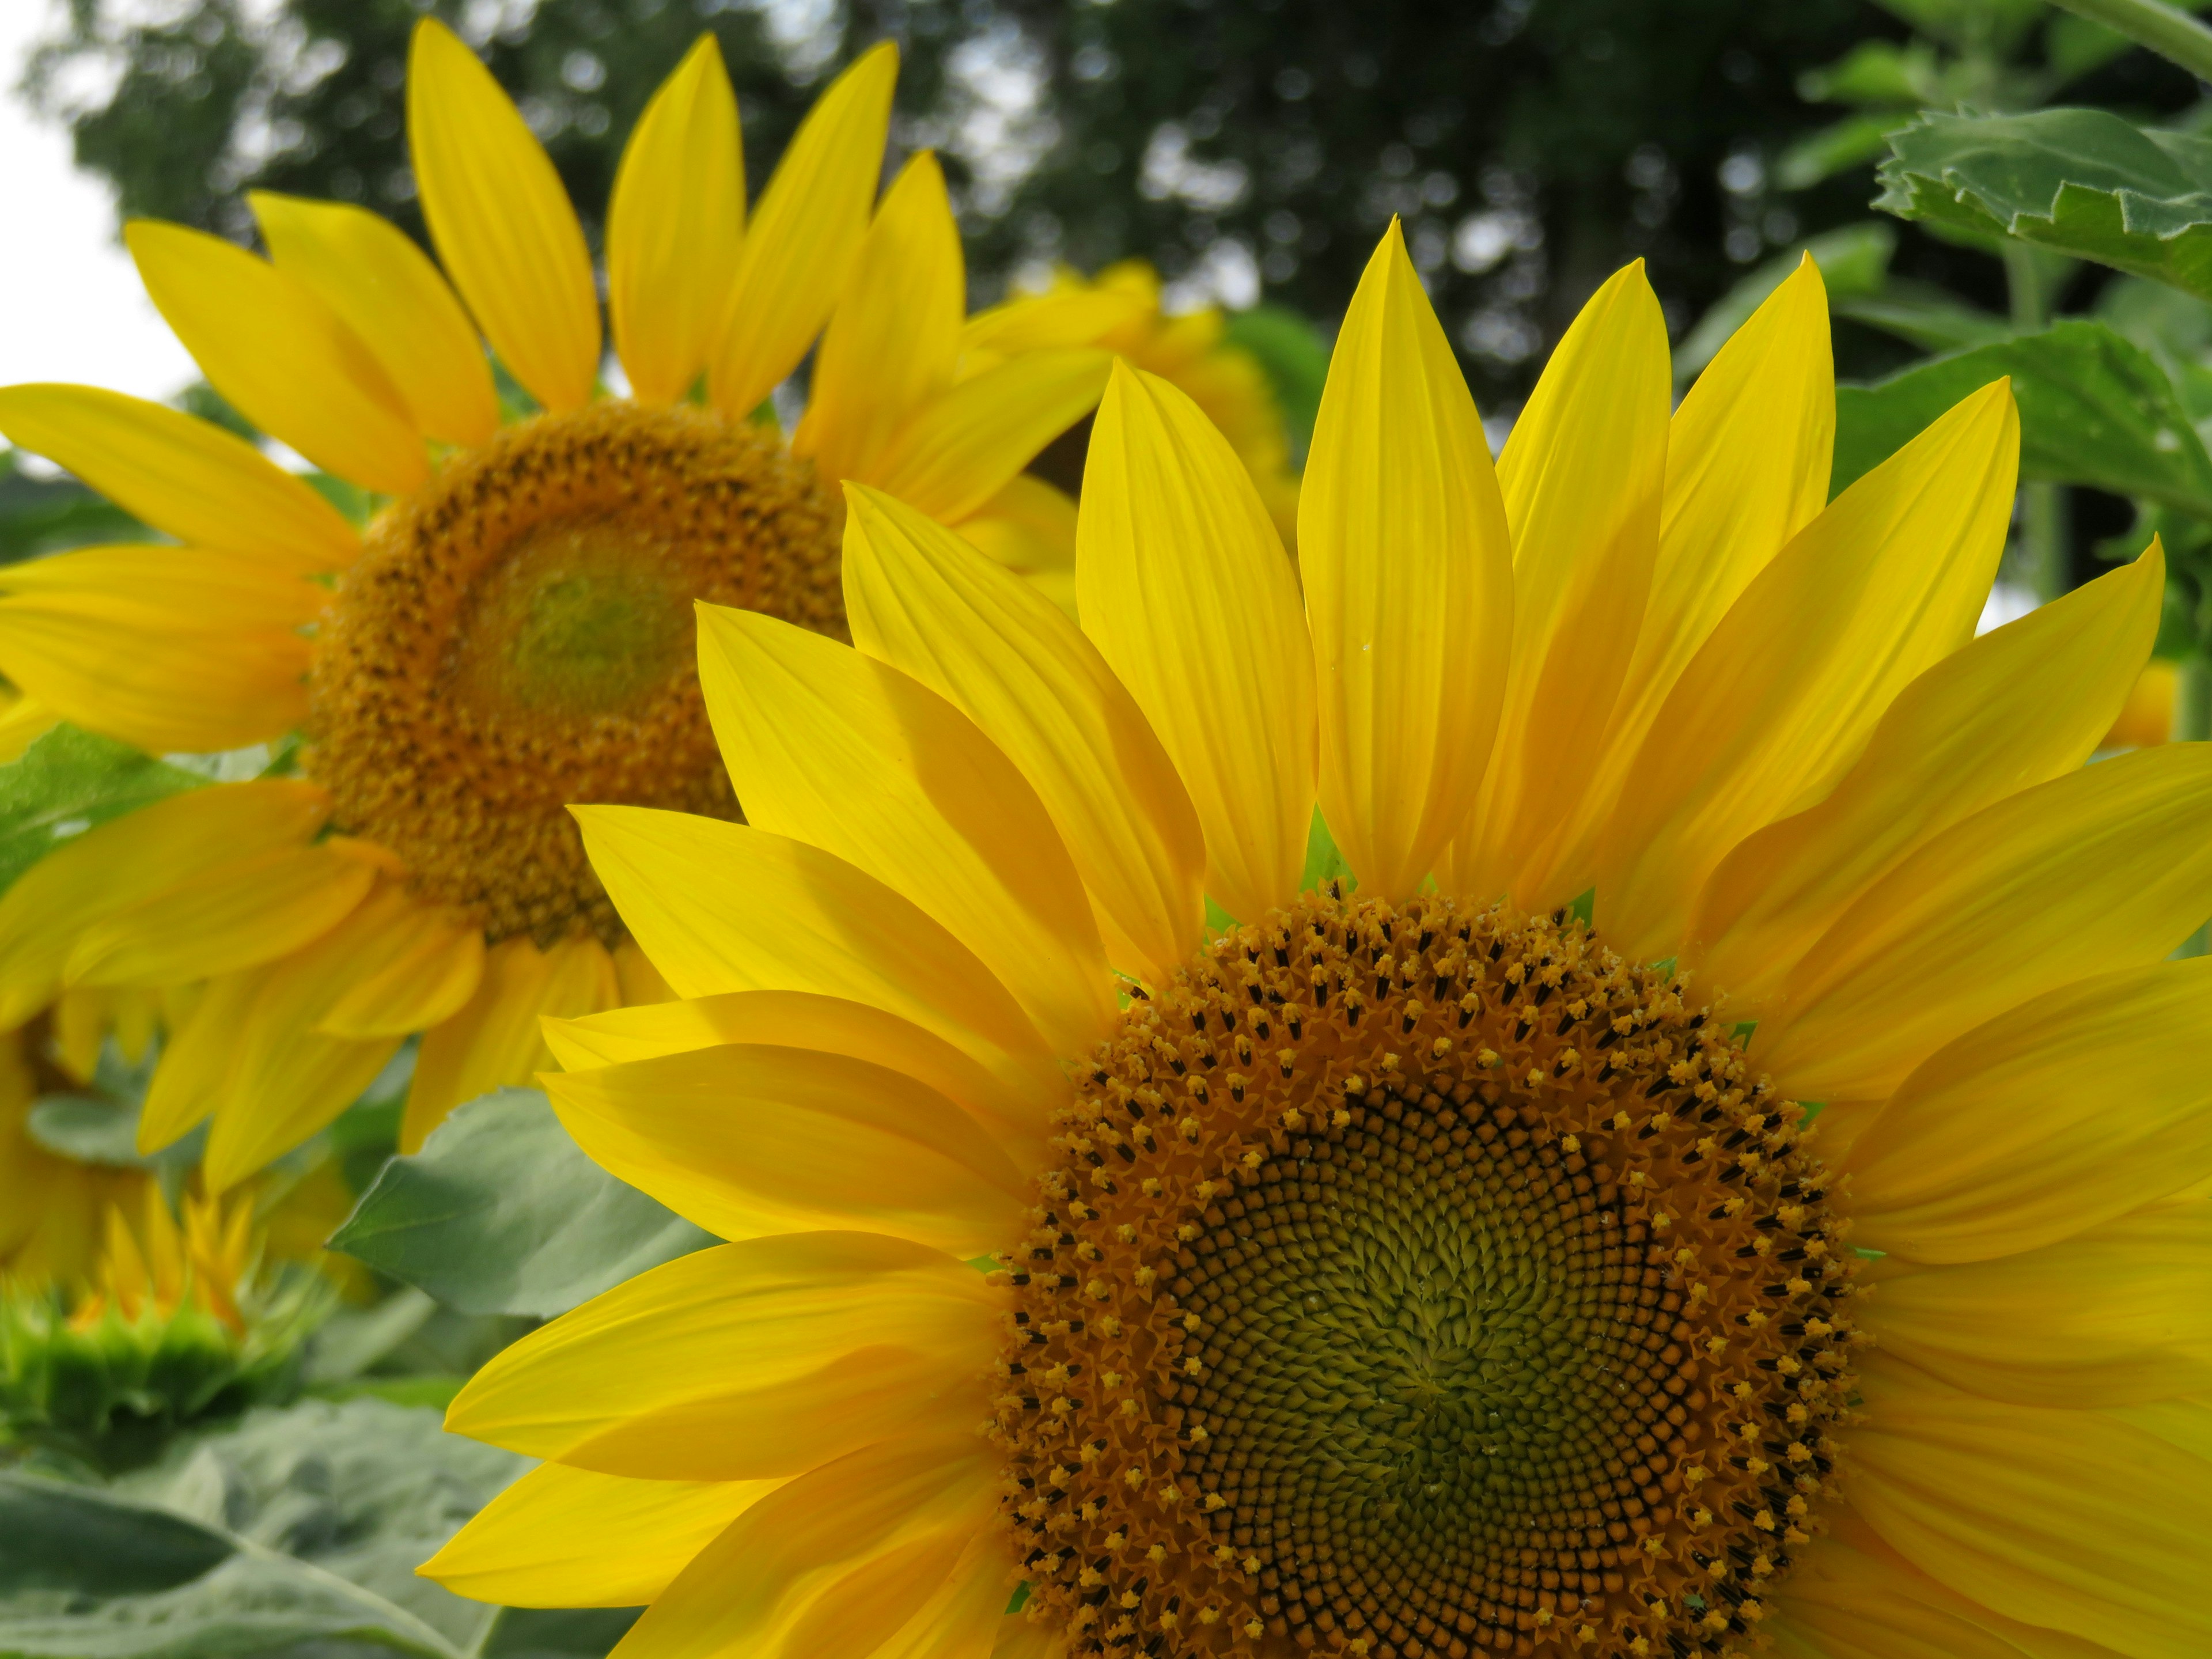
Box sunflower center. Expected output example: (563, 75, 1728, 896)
(306, 401, 842, 948)
(989, 893, 1861, 1659)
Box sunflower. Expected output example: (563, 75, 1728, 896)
(965, 261, 1304, 565)
(425, 225, 2212, 1658)
(0, 21, 1109, 1189)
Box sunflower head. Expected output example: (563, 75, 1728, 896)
(0, 18, 1113, 1183)
(425, 217, 2197, 1659)
(2, 1187, 331, 1471)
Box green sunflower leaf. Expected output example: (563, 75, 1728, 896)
(1830, 316, 2212, 512)
(0, 1397, 626, 1659)
(329, 1087, 714, 1319)
(1876, 108, 2212, 298)
(0, 724, 207, 899)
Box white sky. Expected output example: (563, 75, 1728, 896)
(0, 0, 198, 402)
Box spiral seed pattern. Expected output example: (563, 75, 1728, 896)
(990, 892, 1861, 1659)
(308, 400, 842, 947)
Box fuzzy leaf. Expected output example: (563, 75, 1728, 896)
(0, 725, 206, 898)
(1831, 317, 2212, 510)
(328, 1089, 713, 1319)
(1877, 107, 2212, 298)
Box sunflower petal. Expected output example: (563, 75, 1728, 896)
(866, 350, 1111, 525)
(574, 808, 1063, 1118)
(1843, 957, 2212, 1262)
(407, 17, 600, 413)
(202, 912, 406, 1191)
(696, 604, 1115, 1057)
(546, 989, 1046, 1154)
(709, 43, 897, 421)
(137, 966, 270, 1153)
(315, 899, 485, 1039)
(1761, 743, 2212, 1101)
(608, 35, 744, 404)
(1448, 260, 1668, 910)
(1597, 379, 2017, 961)
(605, 1434, 995, 1659)
(1861, 1202, 2212, 1407)
(1777, 1511, 2124, 1659)
(402, 933, 618, 1152)
(0, 543, 321, 755)
(250, 190, 498, 448)
(446, 1233, 997, 1479)
(421, 1463, 781, 1609)
(1297, 223, 1513, 902)
(1594, 259, 1833, 819)
(1078, 363, 1316, 923)
(64, 842, 376, 990)
(0, 384, 357, 571)
(1851, 1361, 2212, 1657)
(793, 153, 962, 488)
(1691, 544, 2164, 1009)
(546, 1044, 1027, 1255)
(842, 484, 1205, 982)
(124, 219, 427, 494)
(0, 781, 329, 1029)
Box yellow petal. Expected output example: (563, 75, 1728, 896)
(447, 1233, 998, 1479)
(0, 384, 357, 571)
(546, 988, 1048, 1156)
(407, 17, 599, 413)
(1851, 1360, 2212, 1657)
(793, 153, 961, 487)
(1446, 260, 1669, 911)
(546, 1043, 1028, 1255)
(65, 842, 377, 990)
(1691, 545, 2164, 1009)
(1297, 224, 1514, 901)
(315, 898, 485, 1039)
(953, 474, 1078, 593)
(697, 604, 1115, 1058)
(1778, 1512, 2124, 1659)
(842, 484, 1204, 982)
(709, 43, 897, 421)
(1596, 379, 2018, 961)
(138, 965, 272, 1152)
(1593, 259, 1834, 832)
(124, 219, 427, 494)
(605, 1434, 996, 1659)
(0, 543, 321, 754)
(612, 937, 673, 1006)
(1761, 742, 2212, 1101)
(866, 350, 1112, 525)
(202, 895, 411, 1190)
(1844, 956, 2212, 1262)
(1077, 363, 1316, 923)
(576, 808, 1063, 1115)
(1861, 1202, 2212, 1407)
(250, 190, 497, 448)
(0, 779, 328, 1029)
(608, 35, 744, 404)
(401, 932, 618, 1152)
(422, 1463, 781, 1608)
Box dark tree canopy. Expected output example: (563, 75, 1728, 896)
(22, 0, 2194, 406)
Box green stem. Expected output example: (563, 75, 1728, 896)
(2002, 244, 2069, 599)
(2049, 0, 2212, 83)
(2176, 653, 2212, 741)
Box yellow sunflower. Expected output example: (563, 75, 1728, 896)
(424, 225, 2212, 1658)
(965, 261, 1304, 560)
(0, 20, 1108, 1189)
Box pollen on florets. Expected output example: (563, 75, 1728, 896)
(987, 891, 1859, 1659)
(307, 400, 842, 948)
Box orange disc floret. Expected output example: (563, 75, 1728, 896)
(989, 892, 1860, 1659)
(308, 400, 842, 947)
